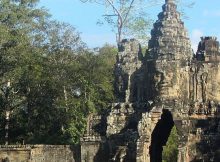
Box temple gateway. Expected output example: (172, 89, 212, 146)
(81, 0, 220, 162)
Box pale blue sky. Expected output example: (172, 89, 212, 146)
(39, 0, 220, 51)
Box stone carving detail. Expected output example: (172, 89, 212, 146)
(81, 0, 220, 162)
(115, 39, 143, 102)
(195, 36, 220, 61)
(148, 0, 192, 61)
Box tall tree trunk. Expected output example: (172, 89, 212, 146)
(5, 80, 11, 145)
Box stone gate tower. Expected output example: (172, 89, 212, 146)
(148, 0, 192, 61)
(146, 0, 193, 102)
(81, 0, 220, 162)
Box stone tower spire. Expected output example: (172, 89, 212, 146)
(148, 0, 192, 60)
(165, 0, 175, 3)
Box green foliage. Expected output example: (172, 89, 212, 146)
(0, 0, 117, 144)
(162, 126, 179, 162)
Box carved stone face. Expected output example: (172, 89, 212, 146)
(154, 63, 177, 99)
(161, 71, 175, 97)
(206, 66, 220, 101)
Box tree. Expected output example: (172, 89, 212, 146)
(0, 0, 118, 145)
(0, 0, 49, 144)
(40, 43, 117, 143)
(80, 0, 155, 44)
(39, 21, 88, 144)
(162, 126, 179, 162)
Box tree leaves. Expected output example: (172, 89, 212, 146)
(162, 126, 179, 162)
(0, 0, 117, 144)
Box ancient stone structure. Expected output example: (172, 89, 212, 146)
(81, 0, 220, 162)
(195, 36, 220, 61)
(148, 0, 192, 61)
(0, 145, 79, 162)
(1, 1, 219, 162)
(115, 39, 143, 103)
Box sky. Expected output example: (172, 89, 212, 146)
(39, 0, 220, 51)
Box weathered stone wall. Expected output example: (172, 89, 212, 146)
(115, 39, 143, 102)
(0, 145, 79, 162)
(136, 109, 163, 162)
(80, 136, 108, 162)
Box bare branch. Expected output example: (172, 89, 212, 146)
(122, 0, 135, 24)
(105, 0, 123, 42)
(102, 14, 117, 17)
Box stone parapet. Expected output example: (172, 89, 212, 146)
(0, 145, 78, 162)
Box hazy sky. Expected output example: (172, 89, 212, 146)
(39, 0, 220, 51)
